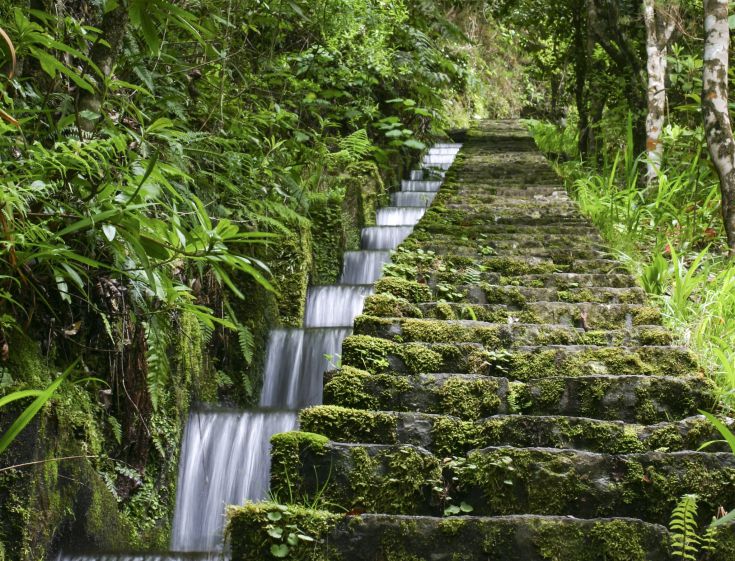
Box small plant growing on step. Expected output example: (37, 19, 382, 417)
(669, 494, 716, 560)
(264, 506, 317, 558)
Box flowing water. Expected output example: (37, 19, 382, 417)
(361, 226, 414, 250)
(171, 411, 297, 552)
(341, 251, 392, 284)
(57, 143, 459, 560)
(376, 208, 425, 226)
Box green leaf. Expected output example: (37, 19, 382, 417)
(267, 511, 283, 522)
(403, 139, 426, 150)
(270, 544, 289, 558)
(699, 411, 735, 454)
(0, 390, 44, 410)
(267, 527, 283, 539)
(712, 508, 735, 527)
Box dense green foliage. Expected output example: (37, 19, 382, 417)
(0, 0, 516, 555)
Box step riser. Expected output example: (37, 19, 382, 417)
(299, 407, 728, 455)
(268, 436, 735, 525)
(323, 370, 713, 423)
(340, 335, 696, 379)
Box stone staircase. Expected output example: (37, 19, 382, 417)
(229, 121, 735, 560)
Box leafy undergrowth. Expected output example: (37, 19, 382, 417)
(528, 119, 735, 412)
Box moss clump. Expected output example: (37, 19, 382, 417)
(436, 378, 502, 420)
(399, 343, 444, 374)
(323, 366, 379, 410)
(300, 406, 397, 444)
(632, 306, 663, 326)
(323, 368, 413, 412)
(270, 432, 330, 502)
(309, 190, 347, 285)
(363, 293, 423, 319)
(342, 445, 442, 514)
(228, 502, 341, 561)
(431, 417, 482, 456)
(268, 225, 313, 327)
(375, 277, 432, 303)
(341, 335, 396, 372)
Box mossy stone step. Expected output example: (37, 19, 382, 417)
(415, 302, 662, 330)
(353, 316, 675, 347)
(323, 368, 713, 423)
(341, 334, 697, 379)
(299, 405, 728, 455)
(411, 242, 613, 262)
(267, 435, 735, 525)
(229, 505, 701, 561)
(412, 222, 601, 236)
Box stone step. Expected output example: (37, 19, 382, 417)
(353, 316, 675, 347)
(389, 254, 627, 276)
(464, 284, 647, 305)
(414, 219, 601, 235)
(323, 369, 713, 423)
(376, 277, 647, 307)
(412, 242, 612, 261)
(418, 301, 661, 330)
(299, 406, 729, 455)
(230, 506, 691, 561)
(341, 334, 698, 378)
(267, 435, 735, 525)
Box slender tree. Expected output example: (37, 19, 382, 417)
(643, 0, 677, 183)
(703, 0, 735, 253)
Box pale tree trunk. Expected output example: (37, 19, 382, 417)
(703, 0, 735, 254)
(643, 0, 676, 183)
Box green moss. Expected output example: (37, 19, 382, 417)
(436, 378, 501, 420)
(341, 335, 396, 372)
(228, 502, 341, 561)
(434, 302, 458, 320)
(399, 343, 444, 374)
(270, 432, 330, 502)
(432, 417, 482, 456)
(323, 366, 379, 409)
(309, 190, 347, 285)
(268, 225, 313, 327)
(375, 277, 432, 303)
(363, 294, 424, 319)
(299, 406, 397, 444)
(632, 306, 663, 326)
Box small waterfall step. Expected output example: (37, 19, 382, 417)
(400, 180, 442, 192)
(376, 207, 425, 226)
(259, 327, 352, 408)
(391, 191, 436, 207)
(409, 169, 445, 180)
(171, 409, 297, 552)
(341, 251, 392, 284)
(305, 285, 372, 328)
(361, 226, 414, 250)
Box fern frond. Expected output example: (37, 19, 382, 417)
(670, 494, 702, 561)
(144, 319, 170, 412)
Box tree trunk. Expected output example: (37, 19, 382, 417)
(703, 0, 735, 254)
(77, 5, 129, 133)
(643, 0, 676, 183)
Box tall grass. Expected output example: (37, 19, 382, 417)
(527, 119, 735, 411)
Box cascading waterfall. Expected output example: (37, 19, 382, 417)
(56, 142, 460, 560)
(341, 251, 392, 284)
(171, 411, 297, 552)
